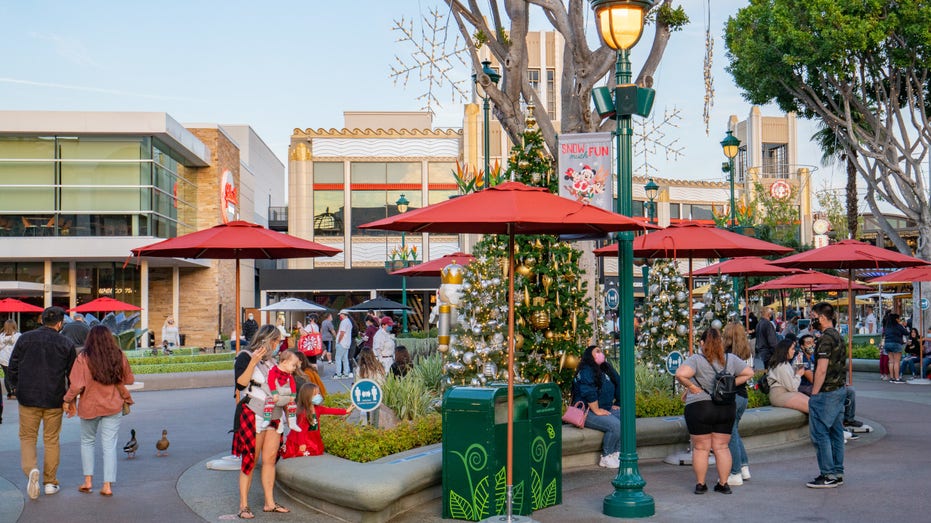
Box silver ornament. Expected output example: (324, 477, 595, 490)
(676, 324, 688, 336)
(704, 311, 714, 321)
(462, 351, 475, 365)
(483, 361, 498, 378)
(449, 348, 461, 359)
(470, 377, 481, 387)
(711, 319, 723, 330)
(676, 291, 687, 303)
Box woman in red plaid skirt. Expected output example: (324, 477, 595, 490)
(232, 324, 290, 518)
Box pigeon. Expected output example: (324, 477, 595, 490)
(155, 429, 170, 457)
(123, 429, 138, 459)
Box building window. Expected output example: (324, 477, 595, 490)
(546, 69, 556, 118)
(313, 190, 344, 236)
(632, 200, 645, 218)
(313, 162, 343, 183)
(528, 69, 541, 93)
(685, 204, 713, 221)
(350, 190, 422, 236)
(762, 144, 788, 179)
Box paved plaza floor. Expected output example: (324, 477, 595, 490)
(1, 368, 929, 522)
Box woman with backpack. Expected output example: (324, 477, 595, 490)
(675, 327, 753, 495)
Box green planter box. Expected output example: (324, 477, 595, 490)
(441, 383, 562, 520)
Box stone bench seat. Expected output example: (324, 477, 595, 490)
(275, 406, 809, 523)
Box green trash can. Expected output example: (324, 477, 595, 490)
(518, 382, 562, 511)
(442, 385, 531, 520)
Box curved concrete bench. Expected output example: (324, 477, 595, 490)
(275, 406, 809, 523)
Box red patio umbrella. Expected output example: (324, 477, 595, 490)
(595, 223, 793, 352)
(773, 239, 929, 382)
(870, 265, 931, 382)
(360, 181, 652, 520)
(131, 220, 340, 352)
(749, 271, 872, 292)
(389, 252, 475, 277)
(693, 257, 800, 332)
(0, 298, 44, 313)
(70, 296, 142, 313)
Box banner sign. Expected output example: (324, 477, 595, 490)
(558, 132, 613, 211)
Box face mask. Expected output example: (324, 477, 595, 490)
(312, 394, 324, 405)
(593, 352, 605, 365)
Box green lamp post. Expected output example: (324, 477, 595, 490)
(644, 177, 659, 224)
(720, 130, 741, 228)
(473, 60, 501, 189)
(590, 0, 655, 518)
(396, 194, 410, 333)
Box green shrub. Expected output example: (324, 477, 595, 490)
(747, 386, 771, 408)
(411, 353, 444, 392)
(320, 413, 442, 462)
(635, 391, 684, 417)
(851, 345, 880, 359)
(127, 353, 234, 366)
(635, 365, 674, 394)
(130, 361, 234, 374)
(381, 372, 436, 421)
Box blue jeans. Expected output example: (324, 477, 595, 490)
(80, 413, 122, 483)
(809, 387, 846, 478)
(844, 388, 856, 423)
(729, 394, 749, 474)
(921, 356, 931, 377)
(584, 409, 620, 456)
(335, 343, 351, 375)
(901, 356, 918, 376)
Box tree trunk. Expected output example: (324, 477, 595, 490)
(845, 153, 858, 239)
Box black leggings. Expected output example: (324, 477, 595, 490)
(684, 400, 736, 435)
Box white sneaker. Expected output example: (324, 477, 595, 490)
(44, 483, 59, 495)
(27, 468, 39, 499)
(741, 465, 751, 480)
(727, 473, 743, 486)
(598, 452, 620, 469)
(843, 430, 852, 440)
(347, 373, 354, 379)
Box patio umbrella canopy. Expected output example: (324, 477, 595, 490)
(70, 296, 142, 313)
(259, 297, 328, 312)
(345, 297, 412, 312)
(595, 223, 793, 352)
(131, 220, 340, 352)
(0, 297, 43, 313)
(360, 181, 651, 518)
(773, 239, 929, 382)
(749, 271, 872, 292)
(389, 252, 476, 277)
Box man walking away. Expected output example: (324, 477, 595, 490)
(242, 313, 259, 344)
(320, 312, 336, 364)
(9, 306, 77, 499)
(334, 310, 354, 379)
(755, 307, 779, 369)
(60, 312, 90, 349)
(806, 302, 847, 489)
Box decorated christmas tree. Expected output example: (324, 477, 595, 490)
(694, 274, 736, 336)
(443, 105, 593, 397)
(636, 259, 690, 368)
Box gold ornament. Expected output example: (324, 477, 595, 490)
(559, 351, 580, 372)
(515, 263, 533, 278)
(532, 296, 546, 307)
(517, 315, 525, 328)
(519, 159, 531, 169)
(531, 309, 551, 330)
(545, 330, 555, 340)
(541, 274, 553, 295)
(514, 333, 524, 350)
(534, 238, 544, 250)
(498, 257, 509, 277)
(525, 103, 537, 131)
(524, 255, 536, 267)
(523, 286, 531, 307)
(441, 263, 464, 284)
(572, 310, 577, 333)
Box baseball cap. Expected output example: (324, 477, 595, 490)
(381, 316, 395, 326)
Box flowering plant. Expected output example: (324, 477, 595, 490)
(563, 164, 607, 204)
(390, 244, 418, 262)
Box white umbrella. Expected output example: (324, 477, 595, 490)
(858, 292, 910, 300)
(260, 297, 327, 312)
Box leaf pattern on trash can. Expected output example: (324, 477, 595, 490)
(449, 489, 474, 520)
(472, 475, 490, 518)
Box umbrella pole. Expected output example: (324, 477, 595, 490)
(744, 276, 750, 333)
(920, 281, 926, 380)
(847, 270, 854, 385)
(506, 228, 516, 519)
(236, 259, 241, 354)
(688, 258, 693, 355)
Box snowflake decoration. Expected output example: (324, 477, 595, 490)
(391, 8, 469, 114)
(633, 106, 685, 178)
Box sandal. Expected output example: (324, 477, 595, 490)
(238, 506, 255, 519)
(78, 485, 93, 493)
(263, 503, 290, 513)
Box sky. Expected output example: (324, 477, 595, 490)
(0, 1, 849, 203)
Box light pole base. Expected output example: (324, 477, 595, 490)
(478, 515, 539, 523)
(603, 490, 654, 518)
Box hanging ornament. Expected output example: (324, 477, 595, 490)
(541, 274, 553, 295)
(483, 361, 498, 378)
(514, 333, 524, 350)
(532, 309, 551, 330)
(711, 319, 723, 330)
(676, 324, 688, 336)
(704, 311, 714, 321)
(676, 291, 687, 303)
(524, 255, 537, 268)
(523, 286, 531, 307)
(462, 351, 475, 365)
(470, 377, 481, 387)
(544, 330, 555, 340)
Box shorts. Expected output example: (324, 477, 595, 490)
(884, 342, 904, 354)
(684, 400, 736, 435)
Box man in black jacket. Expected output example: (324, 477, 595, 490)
(9, 306, 76, 499)
(60, 312, 90, 349)
(755, 307, 779, 369)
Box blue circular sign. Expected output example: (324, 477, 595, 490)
(922, 298, 929, 311)
(605, 288, 620, 309)
(350, 379, 383, 412)
(665, 351, 683, 374)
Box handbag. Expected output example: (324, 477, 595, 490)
(562, 401, 589, 428)
(122, 402, 131, 416)
(299, 332, 324, 357)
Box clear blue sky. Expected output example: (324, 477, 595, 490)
(0, 1, 846, 201)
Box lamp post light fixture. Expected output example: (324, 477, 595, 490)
(644, 177, 659, 225)
(590, 0, 655, 518)
(396, 194, 410, 333)
(720, 130, 741, 229)
(473, 60, 501, 189)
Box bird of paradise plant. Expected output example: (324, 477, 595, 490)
(453, 160, 506, 195)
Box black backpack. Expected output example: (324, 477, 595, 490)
(701, 355, 737, 406)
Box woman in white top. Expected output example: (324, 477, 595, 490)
(766, 338, 809, 414)
(1, 319, 21, 399)
(161, 316, 181, 347)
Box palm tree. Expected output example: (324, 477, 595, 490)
(812, 122, 859, 239)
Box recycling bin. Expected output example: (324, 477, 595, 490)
(442, 385, 531, 520)
(518, 382, 563, 511)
